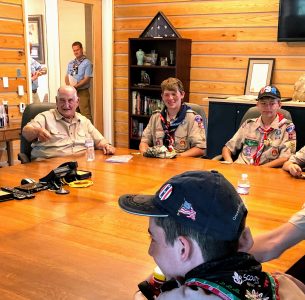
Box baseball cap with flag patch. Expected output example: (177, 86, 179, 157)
(257, 85, 281, 100)
(119, 170, 247, 241)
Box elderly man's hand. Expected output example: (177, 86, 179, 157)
(36, 128, 51, 142)
(102, 143, 115, 155)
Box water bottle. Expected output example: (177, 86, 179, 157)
(237, 173, 250, 195)
(138, 266, 166, 299)
(148, 266, 166, 297)
(85, 139, 95, 161)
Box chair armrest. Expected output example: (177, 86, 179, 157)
(18, 153, 31, 164)
(212, 154, 223, 161)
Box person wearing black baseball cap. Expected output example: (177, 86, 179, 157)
(119, 170, 305, 299)
(222, 85, 296, 167)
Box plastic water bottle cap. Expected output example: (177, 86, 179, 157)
(153, 266, 166, 281)
(241, 173, 248, 180)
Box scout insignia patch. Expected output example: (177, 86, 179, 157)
(194, 115, 202, 123)
(271, 148, 278, 156)
(194, 115, 204, 129)
(244, 146, 252, 156)
(180, 140, 186, 147)
(245, 139, 259, 147)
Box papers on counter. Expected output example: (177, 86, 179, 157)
(106, 155, 133, 163)
(68, 75, 77, 86)
(226, 95, 258, 101)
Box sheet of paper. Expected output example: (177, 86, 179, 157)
(68, 75, 77, 86)
(106, 155, 133, 163)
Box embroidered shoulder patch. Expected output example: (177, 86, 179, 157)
(194, 115, 203, 123)
(286, 124, 295, 133)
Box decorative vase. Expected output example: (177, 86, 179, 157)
(136, 49, 144, 65)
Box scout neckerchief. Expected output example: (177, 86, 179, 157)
(70, 55, 86, 76)
(252, 113, 284, 166)
(183, 252, 278, 300)
(160, 104, 190, 151)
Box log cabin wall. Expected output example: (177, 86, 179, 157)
(113, 0, 305, 148)
(0, 0, 27, 119)
(0, 0, 27, 165)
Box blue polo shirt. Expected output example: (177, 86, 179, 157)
(31, 58, 42, 91)
(66, 57, 93, 90)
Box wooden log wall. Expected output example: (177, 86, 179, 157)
(0, 0, 27, 165)
(113, 0, 305, 148)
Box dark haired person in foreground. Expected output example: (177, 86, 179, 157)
(119, 170, 305, 299)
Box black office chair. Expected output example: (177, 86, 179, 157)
(212, 106, 292, 160)
(239, 106, 292, 127)
(187, 103, 208, 157)
(18, 103, 56, 164)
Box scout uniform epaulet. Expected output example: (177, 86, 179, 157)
(186, 108, 197, 115)
(240, 118, 255, 128)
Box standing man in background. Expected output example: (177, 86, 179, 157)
(65, 41, 93, 122)
(30, 43, 47, 103)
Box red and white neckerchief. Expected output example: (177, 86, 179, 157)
(251, 113, 284, 166)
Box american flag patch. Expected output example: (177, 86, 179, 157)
(177, 200, 196, 221)
(159, 184, 173, 201)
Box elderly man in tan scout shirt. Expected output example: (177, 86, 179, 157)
(222, 85, 296, 168)
(22, 85, 115, 160)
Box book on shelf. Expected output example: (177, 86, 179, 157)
(132, 92, 164, 115)
(136, 92, 141, 115)
(131, 119, 145, 138)
(132, 91, 137, 114)
(131, 119, 139, 137)
(138, 122, 144, 137)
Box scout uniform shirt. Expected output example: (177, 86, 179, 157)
(29, 109, 107, 160)
(141, 109, 206, 153)
(289, 207, 305, 231)
(289, 145, 305, 167)
(225, 114, 296, 165)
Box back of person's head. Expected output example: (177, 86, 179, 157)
(155, 214, 245, 262)
(257, 85, 281, 101)
(72, 41, 83, 48)
(119, 170, 247, 262)
(161, 77, 184, 94)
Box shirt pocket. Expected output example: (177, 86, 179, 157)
(76, 129, 87, 144)
(174, 132, 188, 151)
(49, 128, 68, 142)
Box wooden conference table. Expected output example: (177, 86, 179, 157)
(0, 148, 304, 299)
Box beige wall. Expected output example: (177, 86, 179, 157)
(113, 0, 305, 148)
(58, 0, 86, 85)
(27, 0, 48, 102)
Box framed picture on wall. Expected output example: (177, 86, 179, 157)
(244, 58, 275, 96)
(28, 15, 45, 64)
